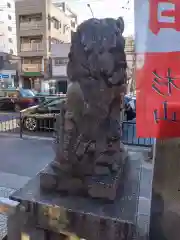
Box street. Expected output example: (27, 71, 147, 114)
(0, 137, 53, 180)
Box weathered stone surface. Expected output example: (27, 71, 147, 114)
(11, 154, 141, 240)
(94, 166, 110, 175)
(41, 17, 128, 200)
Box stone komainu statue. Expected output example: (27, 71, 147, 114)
(41, 17, 128, 200)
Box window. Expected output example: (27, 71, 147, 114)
(48, 15, 51, 30)
(45, 98, 63, 108)
(51, 18, 59, 30)
(48, 36, 51, 51)
(8, 38, 12, 43)
(71, 20, 75, 28)
(63, 25, 66, 33)
(33, 15, 42, 21)
(32, 58, 41, 64)
(54, 19, 59, 29)
(8, 15, 11, 20)
(23, 58, 41, 64)
(23, 58, 30, 64)
(19, 14, 42, 23)
(8, 26, 12, 31)
(63, 24, 69, 34)
(7, 2, 11, 8)
(59, 21, 62, 29)
(31, 38, 41, 43)
(20, 89, 35, 97)
(9, 49, 13, 54)
(54, 58, 68, 66)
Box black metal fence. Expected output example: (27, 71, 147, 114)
(0, 113, 154, 147)
(0, 113, 20, 135)
(0, 112, 56, 138)
(122, 121, 154, 147)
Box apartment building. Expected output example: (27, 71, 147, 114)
(50, 43, 70, 93)
(0, 52, 19, 88)
(15, 0, 77, 91)
(125, 36, 135, 93)
(0, 0, 17, 55)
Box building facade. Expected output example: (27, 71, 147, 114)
(50, 43, 70, 94)
(0, 52, 19, 88)
(15, 0, 77, 91)
(0, 0, 17, 55)
(125, 36, 135, 94)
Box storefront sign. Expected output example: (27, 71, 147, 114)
(135, 0, 180, 138)
(0, 74, 9, 79)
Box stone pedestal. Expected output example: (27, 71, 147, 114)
(149, 139, 180, 240)
(9, 151, 142, 240)
(40, 151, 128, 201)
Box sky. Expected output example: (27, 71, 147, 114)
(66, 0, 134, 36)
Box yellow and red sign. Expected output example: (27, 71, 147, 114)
(136, 0, 180, 138)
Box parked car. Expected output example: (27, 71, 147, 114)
(21, 97, 66, 132)
(33, 91, 66, 104)
(0, 88, 39, 112)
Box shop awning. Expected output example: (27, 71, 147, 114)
(23, 72, 42, 77)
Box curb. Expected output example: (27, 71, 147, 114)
(0, 134, 152, 149)
(0, 133, 53, 141)
(126, 145, 151, 152)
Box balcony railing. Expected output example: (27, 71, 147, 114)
(20, 43, 43, 52)
(20, 21, 43, 30)
(22, 63, 42, 72)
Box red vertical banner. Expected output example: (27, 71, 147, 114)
(135, 0, 180, 138)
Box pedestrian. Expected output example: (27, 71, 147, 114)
(125, 100, 136, 121)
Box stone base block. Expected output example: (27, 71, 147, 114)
(40, 151, 128, 200)
(10, 150, 142, 240)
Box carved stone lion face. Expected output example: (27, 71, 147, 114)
(67, 17, 127, 109)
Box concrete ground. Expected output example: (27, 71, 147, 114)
(0, 136, 54, 239)
(127, 146, 153, 239)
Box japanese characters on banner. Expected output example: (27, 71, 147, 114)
(135, 0, 180, 138)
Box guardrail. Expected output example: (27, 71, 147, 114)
(0, 111, 56, 138)
(0, 112, 154, 147)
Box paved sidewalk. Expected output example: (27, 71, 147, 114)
(0, 136, 54, 239)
